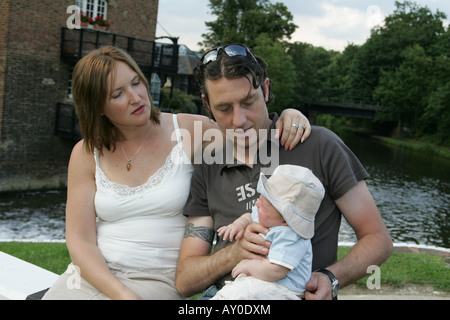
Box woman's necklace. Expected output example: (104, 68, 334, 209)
(119, 131, 151, 171)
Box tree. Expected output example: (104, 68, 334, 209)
(374, 45, 432, 132)
(420, 45, 450, 144)
(253, 34, 295, 113)
(200, 0, 297, 49)
(286, 42, 340, 105)
(423, 81, 450, 145)
(348, 1, 447, 102)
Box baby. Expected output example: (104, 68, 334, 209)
(212, 165, 325, 300)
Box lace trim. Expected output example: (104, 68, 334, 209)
(96, 143, 182, 197)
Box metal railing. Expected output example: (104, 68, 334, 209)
(60, 27, 178, 75)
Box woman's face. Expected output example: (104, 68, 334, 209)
(102, 61, 152, 131)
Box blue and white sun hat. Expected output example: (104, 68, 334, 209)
(257, 165, 325, 239)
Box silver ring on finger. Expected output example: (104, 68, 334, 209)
(292, 123, 300, 129)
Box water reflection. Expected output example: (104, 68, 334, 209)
(339, 133, 450, 248)
(0, 133, 449, 248)
(0, 190, 66, 241)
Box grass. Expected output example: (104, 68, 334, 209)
(372, 136, 450, 159)
(0, 242, 71, 275)
(338, 247, 450, 292)
(0, 242, 448, 294)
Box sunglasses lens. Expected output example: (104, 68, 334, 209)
(202, 49, 219, 64)
(223, 45, 248, 58)
(201, 45, 256, 65)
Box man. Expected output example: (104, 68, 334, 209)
(175, 44, 392, 300)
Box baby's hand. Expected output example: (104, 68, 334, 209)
(232, 259, 250, 278)
(217, 224, 245, 242)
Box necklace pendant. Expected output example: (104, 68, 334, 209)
(126, 163, 131, 171)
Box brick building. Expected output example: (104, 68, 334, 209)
(0, 0, 192, 192)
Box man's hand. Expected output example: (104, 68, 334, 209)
(304, 272, 332, 300)
(237, 222, 271, 257)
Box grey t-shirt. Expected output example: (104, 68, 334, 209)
(184, 114, 369, 271)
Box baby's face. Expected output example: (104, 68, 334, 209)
(256, 195, 287, 228)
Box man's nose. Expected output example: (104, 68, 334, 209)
(232, 106, 247, 128)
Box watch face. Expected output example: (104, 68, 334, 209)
(331, 279, 339, 298)
(315, 269, 339, 298)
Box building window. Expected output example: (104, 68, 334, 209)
(76, 0, 107, 19)
(68, 67, 74, 100)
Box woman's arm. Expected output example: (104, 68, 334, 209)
(177, 109, 311, 164)
(65, 141, 142, 300)
(276, 108, 311, 149)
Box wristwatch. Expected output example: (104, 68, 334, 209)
(315, 269, 340, 300)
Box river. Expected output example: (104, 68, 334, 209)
(0, 133, 449, 248)
(340, 132, 449, 249)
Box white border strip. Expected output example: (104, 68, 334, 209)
(0, 240, 448, 253)
(0, 239, 66, 243)
(339, 241, 450, 253)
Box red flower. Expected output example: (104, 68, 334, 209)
(94, 15, 109, 27)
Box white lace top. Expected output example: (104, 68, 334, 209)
(93, 114, 193, 271)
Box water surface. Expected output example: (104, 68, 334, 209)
(1, 133, 449, 248)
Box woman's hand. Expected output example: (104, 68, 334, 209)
(276, 109, 311, 150)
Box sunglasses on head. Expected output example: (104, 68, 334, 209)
(201, 44, 258, 65)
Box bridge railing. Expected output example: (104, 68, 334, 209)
(309, 89, 382, 108)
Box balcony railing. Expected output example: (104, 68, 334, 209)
(60, 27, 178, 75)
(58, 28, 181, 141)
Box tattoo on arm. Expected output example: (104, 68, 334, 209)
(184, 223, 214, 244)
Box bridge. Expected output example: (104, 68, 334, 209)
(302, 96, 386, 121)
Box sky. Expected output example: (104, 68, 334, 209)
(155, 0, 450, 52)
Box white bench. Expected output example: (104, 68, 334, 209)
(0, 251, 59, 300)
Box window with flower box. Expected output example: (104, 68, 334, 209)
(76, 0, 107, 20)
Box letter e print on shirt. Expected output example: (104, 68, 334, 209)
(236, 183, 256, 202)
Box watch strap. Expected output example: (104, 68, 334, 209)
(315, 269, 339, 300)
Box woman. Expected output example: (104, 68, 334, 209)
(43, 46, 310, 300)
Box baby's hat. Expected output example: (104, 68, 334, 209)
(257, 165, 325, 239)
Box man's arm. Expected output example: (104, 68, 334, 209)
(175, 216, 270, 298)
(305, 180, 393, 300)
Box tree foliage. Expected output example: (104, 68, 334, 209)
(200, 0, 297, 49)
(253, 34, 296, 112)
(199, 0, 450, 145)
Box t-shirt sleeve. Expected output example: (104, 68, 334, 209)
(183, 165, 211, 217)
(266, 228, 309, 270)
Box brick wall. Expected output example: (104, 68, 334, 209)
(0, 0, 10, 146)
(108, 0, 159, 41)
(0, 0, 159, 191)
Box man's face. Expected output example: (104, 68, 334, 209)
(203, 76, 271, 150)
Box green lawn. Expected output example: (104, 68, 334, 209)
(0, 242, 448, 293)
(338, 247, 449, 292)
(0, 242, 71, 275)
